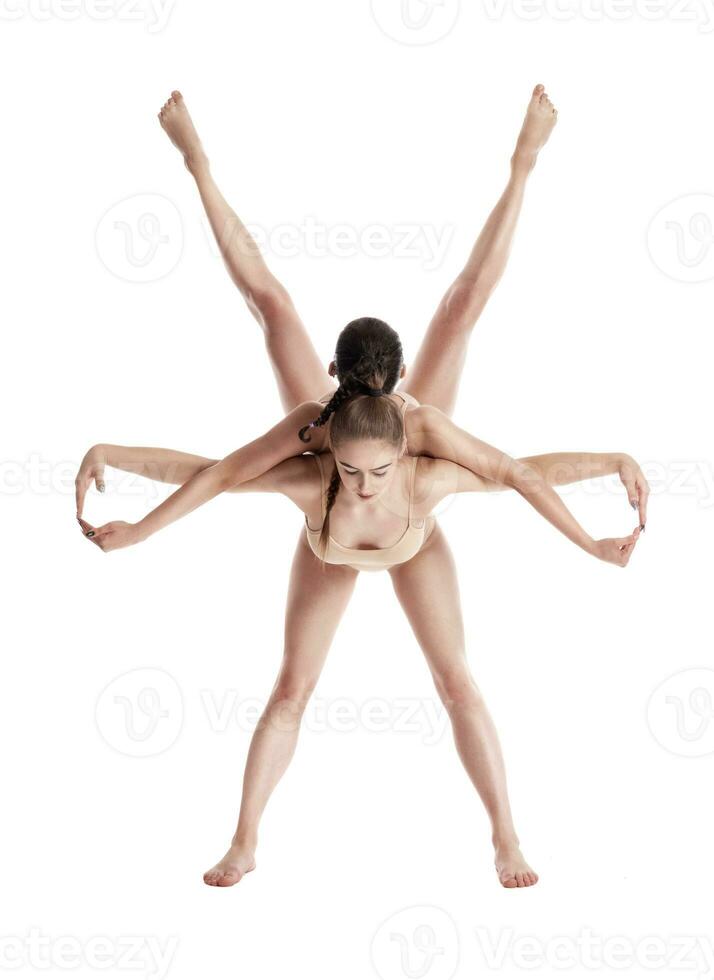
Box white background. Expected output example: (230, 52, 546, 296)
(2, 1, 713, 978)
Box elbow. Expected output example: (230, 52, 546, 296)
(213, 461, 238, 495)
(510, 461, 546, 495)
(247, 282, 291, 318)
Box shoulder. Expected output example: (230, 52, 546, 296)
(401, 403, 443, 455)
(412, 456, 494, 516)
(231, 454, 326, 514)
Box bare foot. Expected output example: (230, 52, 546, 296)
(494, 840, 539, 888)
(157, 90, 209, 176)
(512, 83, 558, 174)
(203, 841, 256, 888)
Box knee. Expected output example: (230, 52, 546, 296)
(268, 670, 319, 713)
(432, 663, 483, 710)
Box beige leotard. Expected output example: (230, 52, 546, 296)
(303, 390, 432, 572)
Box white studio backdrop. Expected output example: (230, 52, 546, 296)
(1, 2, 713, 979)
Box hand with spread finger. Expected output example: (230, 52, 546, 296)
(77, 517, 145, 552)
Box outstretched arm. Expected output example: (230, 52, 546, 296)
(411, 417, 645, 566)
(76, 445, 320, 551)
(74, 400, 328, 541)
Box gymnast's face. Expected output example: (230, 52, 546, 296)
(331, 439, 404, 500)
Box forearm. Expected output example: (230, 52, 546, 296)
(512, 463, 595, 554)
(132, 404, 321, 540)
(101, 444, 217, 485)
(520, 451, 623, 487)
(408, 410, 596, 555)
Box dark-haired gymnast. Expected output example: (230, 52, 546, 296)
(76, 86, 647, 888)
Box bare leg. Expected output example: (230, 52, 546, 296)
(203, 534, 359, 886)
(398, 84, 558, 415)
(158, 91, 335, 412)
(388, 524, 538, 888)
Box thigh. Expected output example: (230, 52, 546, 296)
(257, 293, 337, 414)
(397, 285, 484, 418)
(276, 530, 360, 685)
(388, 522, 473, 685)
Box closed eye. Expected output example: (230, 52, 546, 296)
(342, 466, 390, 477)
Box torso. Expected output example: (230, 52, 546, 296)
(303, 389, 436, 572)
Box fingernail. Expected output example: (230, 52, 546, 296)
(98, 484, 105, 493)
(631, 501, 637, 509)
(639, 524, 645, 531)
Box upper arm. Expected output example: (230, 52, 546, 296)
(413, 457, 507, 517)
(216, 399, 328, 492)
(405, 405, 526, 488)
(230, 453, 320, 512)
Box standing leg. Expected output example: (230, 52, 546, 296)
(203, 533, 359, 886)
(399, 84, 558, 416)
(388, 524, 539, 888)
(158, 91, 335, 413)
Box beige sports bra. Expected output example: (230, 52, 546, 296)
(303, 389, 429, 573)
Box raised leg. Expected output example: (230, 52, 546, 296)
(388, 524, 539, 888)
(203, 532, 359, 886)
(159, 91, 335, 413)
(398, 84, 558, 417)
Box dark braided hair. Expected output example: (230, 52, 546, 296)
(298, 317, 404, 444)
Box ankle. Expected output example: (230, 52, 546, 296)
(188, 153, 211, 180)
(492, 831, 520, 851)
(510, 149, 536, 178)
(231, 831, 257, 852)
